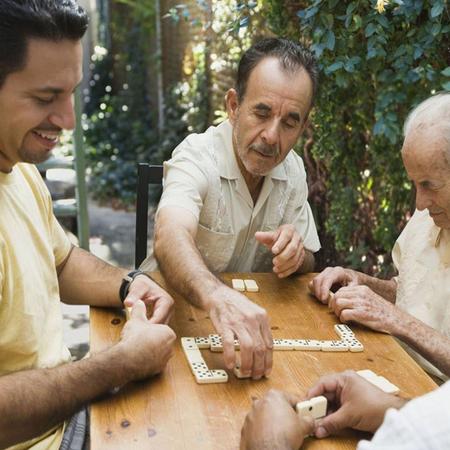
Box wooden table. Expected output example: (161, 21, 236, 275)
(90, 273, 437, 449)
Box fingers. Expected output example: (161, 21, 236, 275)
(310, 267, 348, 303)
(148, 296, 174, 324)
(224, 321, 272, 379)
(237, 327, 265, 380)
(314, 406, 350, 438)
(255, 230, 277, 249)
(273, 233, 305, 277)
(260, 319, 273, 377)
(298, 415, 315, 439)
(222, 328, 238, 371)
(307, 374, 340, 400)
(271, 225, 295, 255)
(129, 299, 148, 321)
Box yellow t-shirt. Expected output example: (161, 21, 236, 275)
(0, 163, 72, 449)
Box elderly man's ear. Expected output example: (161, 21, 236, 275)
(225, 88, 239, 124)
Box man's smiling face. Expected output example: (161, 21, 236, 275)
(0, 38, 82, 172)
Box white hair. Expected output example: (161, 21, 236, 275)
(403, 92, 450, 139)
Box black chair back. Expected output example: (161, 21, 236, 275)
(135, 163, 163, 268)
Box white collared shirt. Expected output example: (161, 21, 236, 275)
(357, 380, 450, 449)
(392, 209, 450, 381)
(142, 119, 320, 273)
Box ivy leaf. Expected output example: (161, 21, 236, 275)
(442, 81, 450, 91)
(365, 23, 377, 37)
(324, 30, 336, 50)
(352, 15, 362, 30)
(325, 61, 344, 73)
(431, 23, 441, 35)
(305, 6, 319, 19)
(430, 2, 444, 18)
(441, 67, 450, 77)
(346, 2, 357, 15)
(311, 43, 326, 58)
(413, 46, 423, 60)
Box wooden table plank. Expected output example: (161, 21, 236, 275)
(90, 273, 437, 449)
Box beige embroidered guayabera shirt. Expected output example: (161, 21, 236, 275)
(392, 209, 450, 381)
(142, 120, 320, 273)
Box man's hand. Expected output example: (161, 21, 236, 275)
(208, 285, 272, 379)
(255, 224, 305, 278)
(119, 300, 176, 380)
(240, 389, 314, 450)
(330, 285, 401, 333)
(309, 266, 363, 303)
(124, 274, 174, 324)
(306, 371, 406, 438)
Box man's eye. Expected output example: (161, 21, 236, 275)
(255, 111, 269, 118)
(283, 121, 296, 129)
(35, 97, 53, 105)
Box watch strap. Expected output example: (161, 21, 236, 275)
(119, 269, 152, 303)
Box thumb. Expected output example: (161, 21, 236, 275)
(129, 299, 147, 321)
(255, 230, 276, 248)
(314, 406, 350, 438)
(298, 415, 314, 438)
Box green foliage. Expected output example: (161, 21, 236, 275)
(84, 2, 193, 206)
(262, 0, 449, 274)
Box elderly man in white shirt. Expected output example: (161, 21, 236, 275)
(142, 38, 321, 380)
(240, 370, 450, 450)
(309, 92, 450, 382)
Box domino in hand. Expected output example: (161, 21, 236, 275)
(124, 306, 132, 321)
(296, 395, 327, 420)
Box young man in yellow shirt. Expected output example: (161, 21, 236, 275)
(0, 2, 176, 449)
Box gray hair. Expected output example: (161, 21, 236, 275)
(403, 92, 450, 138)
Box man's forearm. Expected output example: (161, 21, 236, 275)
(393, 312, 450, 377)
(154, 224, 222, 310)
(358, 274, 397, 303)
(0, 345, 129, 448)
(58, 247, 126, 307)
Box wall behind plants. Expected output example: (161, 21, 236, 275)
(261, 0, 449, 274)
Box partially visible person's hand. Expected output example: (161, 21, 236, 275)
(119, 300, 176, 380)
(124, 274, 174, 324)
(309, 266, 363, 303)
(240, 389, 314, 450)
(306, 371, 406, 438)
(330, 285, 401, 333)
(255, 224, 305, 278)
(207, 285, 272, 379)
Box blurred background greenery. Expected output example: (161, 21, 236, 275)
(82, 0, 449, 274)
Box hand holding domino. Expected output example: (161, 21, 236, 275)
(305, 370, 407, 438)
(240, 389, 314, 450)
(308, 266, 361, 304)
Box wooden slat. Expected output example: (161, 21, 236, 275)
(90, 273, 437, 449)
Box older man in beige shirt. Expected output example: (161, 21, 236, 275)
(142, 38, 321, 380)
(310, 92, 450, 381)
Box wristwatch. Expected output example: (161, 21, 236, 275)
(119, 269, 152, 303)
